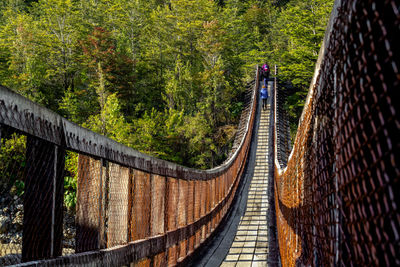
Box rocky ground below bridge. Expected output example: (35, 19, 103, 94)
(0, 191, 76, 265)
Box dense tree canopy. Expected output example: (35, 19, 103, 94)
(269, 0, 333, 139)
(0, 0, 333, 168)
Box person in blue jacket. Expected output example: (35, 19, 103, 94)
(260, 85, 268, 111)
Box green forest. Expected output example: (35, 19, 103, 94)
(0, 0, 333, 170)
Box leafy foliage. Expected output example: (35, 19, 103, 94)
(269, 0, 334, 142)
(0, 0, 333, 207)
(64, 152, 78, 211)
(0, 133, 26, 196)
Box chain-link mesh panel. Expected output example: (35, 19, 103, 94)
(194, 180, 202, 248)
(0, 128, 25, 265)
(76, 155, 103, 252)
(205, 180, 212, 236)
(151, 174, 166, 237)
(23, 136, 65, 261)
(274, 0, 400, 266)
(131, 170, 151, 242)
(166, 177, 178, 266)
(177, 179, 188, 261)
(0, 128, 73, 265)
(108, 163, 130, 247)
(187, 181, 195, 254)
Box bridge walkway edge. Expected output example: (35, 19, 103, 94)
(188, 80, 279, 267)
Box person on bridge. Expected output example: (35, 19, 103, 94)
(261, 62, 270, 81)
(260, 85, 268, 111)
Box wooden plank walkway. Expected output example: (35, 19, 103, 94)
(219, 80, 278, 267)
(189, 80, 279, 267)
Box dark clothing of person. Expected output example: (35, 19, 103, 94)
(263, 98, 268, 110)
(260, 63, 270, 110)
(261, 64, 270, 81)
(262, 98, 268, 110)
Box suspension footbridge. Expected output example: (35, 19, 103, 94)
(0, 0, 398, 266)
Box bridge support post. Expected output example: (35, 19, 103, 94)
(22, 136, 65, 262)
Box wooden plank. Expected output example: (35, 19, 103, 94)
(153, 252, 167, 267)
(130, 169, 151, 241)
(187, 181, 195, 253)
(177, 180, 188, 260)
(194, 181, 202, 248)
(166, 178, 178, 232)
(201, 181, 208, 240)
(151, 174, 166, 236)
(166, 178, 178, 266)
(130, 258, 151, 267)
(76, 155, 102, 252)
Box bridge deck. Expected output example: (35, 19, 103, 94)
(191, 81, 279, 267)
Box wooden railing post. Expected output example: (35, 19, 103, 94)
(22, 136, 65, 261)
(99, 159, 108, 249)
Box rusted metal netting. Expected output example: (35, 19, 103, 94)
(273, 0, 399, 266)
(0, 66, 258, 266)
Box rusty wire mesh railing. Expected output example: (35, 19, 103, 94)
(273, 0, 400, 266)
(0, 67, 259, 266)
